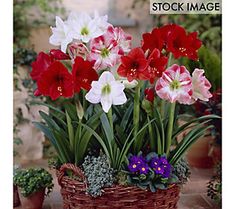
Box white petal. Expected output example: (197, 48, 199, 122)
(85, 90, 100, 104)
(99, 71, 115, 84)
(101, 94, 112, 113)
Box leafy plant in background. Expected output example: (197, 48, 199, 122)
(13, 168, 53, 197)
(207, 163, 222, 205)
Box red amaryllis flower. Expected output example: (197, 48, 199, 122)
(117, 47, 148, 82)
(30, 52, 54, 81)
(142, 28, 164, 54)
(147, 49, 168, 84)
(72, 56, 98, 93)
(166, 25, 202, 60)
(37, 61, 73, 100)
(144, 88, 155, 103)
(49, 49, 70, 60)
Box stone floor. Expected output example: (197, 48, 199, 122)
(15, 159, 221, 209)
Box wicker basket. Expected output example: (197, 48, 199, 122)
(57, 163, 180, 209)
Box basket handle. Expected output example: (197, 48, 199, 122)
(57, 163, 87, 187)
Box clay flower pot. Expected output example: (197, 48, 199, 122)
(186, 136, 214, 168)
(19, 188, 45, 209)
(13, 185, 21, 207)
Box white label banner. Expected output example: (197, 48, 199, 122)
(150, 0, 222, 14)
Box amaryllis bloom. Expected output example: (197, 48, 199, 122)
(142, 28, 164, 54)
(93, 11, 111, 32)
(147, 49, 168, 83)
(49, 16, 73, 53)
(190, 69, 212, 103)
(85, 71, 127, 113)
(72, 56, 98, 93)
(144, 88, 155, 103)
(49, 49, 70, 60)
(107, 26, 132, 53)
(89, 34, 123, 70)
(68, 41, 89, 61)
(150, 156, 171, 178)
(37, 61, 73, 100)
(117, 47, 148, 82)
(30, 52, 54, 81)
(68, 12, 106, 43)
(166, 25, 202, 60)
(155, 64, 193, 104)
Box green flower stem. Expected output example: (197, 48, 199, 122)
(107, 107, 113, 133)
(166, 102, 176, 155)
(133, 84, 141, 138)
(160, 53, 173, 117)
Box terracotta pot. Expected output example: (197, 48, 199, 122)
(186, 136, 214, 168)
(19, 188, 45, 209)
(209, 145, 222, 165)
(13, 185, 21, 207)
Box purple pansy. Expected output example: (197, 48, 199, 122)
(150, 156, 171, 178)
(128, 155, 149, 174)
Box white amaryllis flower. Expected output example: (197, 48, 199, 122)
(85, 71, 127, 113)
(49, 16, 73, 53)
(68, 12, 107, 43)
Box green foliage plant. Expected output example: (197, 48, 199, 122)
(13, 168, 53, 197)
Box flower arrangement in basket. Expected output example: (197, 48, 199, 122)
(30, 11, 219, 209)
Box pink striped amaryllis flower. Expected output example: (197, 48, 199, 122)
(106, 26, 132, 53)
(88, 32, 124, 70)
(155, 64, 193, 104)
(190, 68, 212, 103)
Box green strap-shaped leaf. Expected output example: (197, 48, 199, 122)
(65, 111, 75, 151)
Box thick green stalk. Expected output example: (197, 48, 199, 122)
(107, 108, 113, 133)
(166, 102, 176, 155)
(160, 53, 173, 117)
(133, 85, 141, 138)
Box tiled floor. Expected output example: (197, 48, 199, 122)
(14, 159, 221, 209)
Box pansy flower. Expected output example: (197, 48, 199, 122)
(128, 156, 145, 173)
(155, 64, 193, 104)
(147, 48, 168, 83)
(128, 155, 149, 174)
(150, 156, 171, 178)
(37, 61, 74, 100)
(117, 47, 149, 82)
(72, 56, 98, 93)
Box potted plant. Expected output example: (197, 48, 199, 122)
(13, 168, 53, 209)
(186, 88, 222, 168)
(30, 11, 219, 209)
(13, 165, 21, 207)
(207, 162, 222, 206)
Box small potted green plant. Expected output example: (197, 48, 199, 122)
(13, 168, 53, 209)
